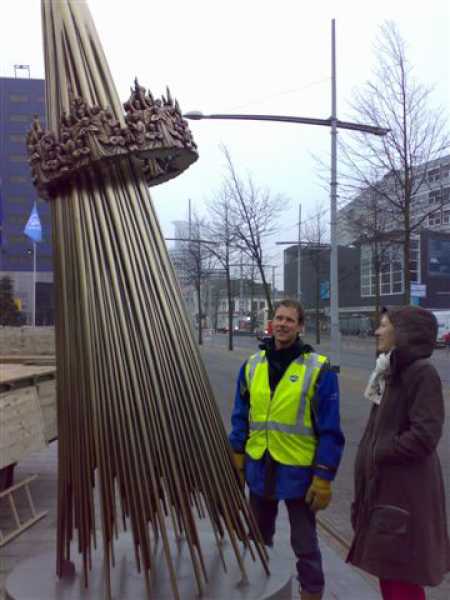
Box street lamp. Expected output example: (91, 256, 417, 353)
(184, 19, 389, 368)
(183, 110, 388, 136)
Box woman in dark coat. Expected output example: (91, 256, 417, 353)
(347, 306, 450, 600)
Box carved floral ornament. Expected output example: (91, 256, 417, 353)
(26, 79, 198, 200)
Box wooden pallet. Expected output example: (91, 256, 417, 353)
(0, 474, 47, 547)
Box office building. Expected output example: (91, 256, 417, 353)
(0, 75, 54, 324)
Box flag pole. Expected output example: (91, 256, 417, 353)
(32, 241, 36, 327)
(24, 201, 42, 327)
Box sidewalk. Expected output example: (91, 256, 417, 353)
(0, 442, 379, 600)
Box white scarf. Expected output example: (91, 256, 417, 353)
(364, 352, 392, 405)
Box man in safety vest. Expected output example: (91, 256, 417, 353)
(229, 299, 345, 600)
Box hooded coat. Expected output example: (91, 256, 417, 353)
(347, 306, 450, 586)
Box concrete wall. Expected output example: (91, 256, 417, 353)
(0, 326, 55, 355)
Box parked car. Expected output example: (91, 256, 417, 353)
(432, 310, 450, 347)
(442, 331, 450, 349)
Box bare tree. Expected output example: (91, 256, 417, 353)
(342, 21, 449, 304)
(221, 146, 288, 317)
(172, 212, 216, 345)
(340, 188, 398, 322)
(206, 188, 239, 351)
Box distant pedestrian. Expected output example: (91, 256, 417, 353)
(347, 306, 450, 600)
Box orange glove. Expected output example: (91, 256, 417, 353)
(232, 452, 245, 488)
(305, 476, 332, 512)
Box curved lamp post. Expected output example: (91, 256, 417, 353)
(183, 110, 388, 136)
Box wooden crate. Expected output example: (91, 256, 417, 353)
(0, 387, 47, 470)
(36, 379, 57, 442)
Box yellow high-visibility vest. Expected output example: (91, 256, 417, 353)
(245, 350, 328, 466)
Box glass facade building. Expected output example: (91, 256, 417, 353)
(0, 77, 54, 323)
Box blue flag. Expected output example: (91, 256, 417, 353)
(24, 202, 43, 243)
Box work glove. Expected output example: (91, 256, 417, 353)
(232, 452, 245, 489)
(305, 476, 332, 512)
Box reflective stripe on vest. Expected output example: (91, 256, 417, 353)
(244, 350, 327, 465)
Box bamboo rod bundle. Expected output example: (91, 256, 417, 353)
(29, 2, 270, 598)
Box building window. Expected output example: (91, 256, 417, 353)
(4, 255, 31, 267)
(6, 234, 27, 245)
(38, 257, 52, 269)
(428, 164, 450, 182)
(410, 238, 420, 283)
(428, 212, 442, 226)
(361, 246, 376, 297)
(8, 114, 30, 123)
(428, 238, 450, 276)
(9, 134, 26, 144)
(360, 240, 420, 297)
(444, 187, 450, 205)
(38, 213, 51, 226)
(380, 263, 391, 295)
(429, 187, 450, 205)
(7, 196, 28, 204)
(9, 94, 29, 103)
(6, 213, 27, 225)
(443, 210, 450, 225)
(427, 168, 440, 183)
(429, 190, 440, 204)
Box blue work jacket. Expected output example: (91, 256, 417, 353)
(229, 340, 345, 499)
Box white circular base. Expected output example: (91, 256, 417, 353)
(6, 532, 292, 600)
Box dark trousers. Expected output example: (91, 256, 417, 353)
(250, 492, 324, 594)
(379, 580, 426, 600)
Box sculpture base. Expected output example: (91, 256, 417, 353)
(6, 532, 292, 600)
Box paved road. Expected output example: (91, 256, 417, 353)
(205, 332, 450, 385)
(199, 336, 450, 600)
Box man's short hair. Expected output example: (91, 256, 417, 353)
(273, 299, 305, 325)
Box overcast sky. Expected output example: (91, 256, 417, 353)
(1, 0, 449, 286)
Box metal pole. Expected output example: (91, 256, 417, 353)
(239, 252, 244, 319)
(188, 198, 192, 239)
(32, 242, 36, 327)
(272, 266, 276, 306)
(297, 203, 302, 302)
(330, 18, 341, 369)
(188, 198, 194, 327)
(184, 111, 389, 136)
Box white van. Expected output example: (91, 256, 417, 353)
(432, 310, 450, 345)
